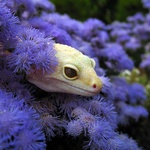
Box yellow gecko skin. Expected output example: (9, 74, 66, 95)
(26, 43, 103, 96)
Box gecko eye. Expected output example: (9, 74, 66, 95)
(91, 58, 96, 68)
(63, 64, 79, 80)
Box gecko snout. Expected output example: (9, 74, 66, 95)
(92, 83, 97, 89)
(91, 78, 103, 94)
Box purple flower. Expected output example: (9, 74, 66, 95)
(28, 17, 51, 31)
(111, 77, 129, 102)
(82, 18, 106, 42)
(66, 120, 83, 137)
(0, 66, 33, 103)
(71, 107, 89, 119)
(28, 17, 73, 45)
(70, 107, 98, 134)
(59, 17, 83, 36)
(104, 134, 142, 150)
(127, 13, 145, 23)
(133, 23, 150, 40)
(144, 42, 150, 52)
(142, 0, 150, 9)
(98, 43, 134, 71)
(140, 54, 150, 69)
(39, 114, 64, 140)
(84, 123, 142, 150)
(125, 36, 141, 50)
(0, 90, 46, 149)
(146, 13, 150, 24)
(4, 0, 55, 17)
(59, 94, 80, 119)
(110, 28, 131, 43)
(0, 134, 14, 150)
(116, 102, 148, 123)
(29, 96, 65, 140)
(93, 58, 106, 76)
(48, 26, 73, 45)
(73, 38, 95, 57)
(85, 120, 117, 150)
(83, 95, 117, 129)
(41, 13, 83, 36)
(118, 134, 142, 150)
(107, 21, 132, 30)
(99, 76, 114, 100)
(128, 83, 146, 104)
(0, 105, 26, 135)
(3, 0, 35, 13)
(82, 18, 105, 38)
(14, 122, 46, 150)
(111, 77, 147, 105)
(8, 27, 58, 74)
(0, 3, 20, 49)
(106, 135, 126, 150)
(31, 0, 55, 12)
(31, 97, 57, 115)
(41, 12, 63, 25)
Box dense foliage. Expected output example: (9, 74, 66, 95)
(0, 0, 150, 149)
(51, 0, 146, 23)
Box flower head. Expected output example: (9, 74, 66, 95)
(127, 13, 145, 23)
(31, 0, 55, 12)
(116, 102, 148, 123)
(40, 114, 65, 140)
(111, 77, 130, 102)
(82, 18, 105, 40)
(59, 94, 80, 119)
(142, 0, 150, 9)
(0, 89, 46, 149)
(66, 120, 83, 137)
(128, 83, 146, 104)
(118, 134, 142, 150)
(99, 76, 114, 100)
(83, 95, 117, 129)
(125, 36, 141, 50)
(85, 120, 117, 150)
(133, 23, 150, 40)
(0, 3, 20, 49)
(14, 122, 46, 150)
(140, 54, 150, 69)
(41, 13, 83, 36)
(8, 27, 58, 74)
(98, 43, 134, 71)
(3, 0, 35, 14)
(110, 28, 131, 43)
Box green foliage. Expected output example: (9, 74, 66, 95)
(50, 0, 119, 22)
(50, 0, 92, 21)
(50, 0, 145, 23)
(116, 0, 147, 21)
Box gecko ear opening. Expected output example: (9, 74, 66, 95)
(63, 64, 79, 80)
(91, 58, 96, 68)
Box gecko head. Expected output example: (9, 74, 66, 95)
(27, 44, 103, 96)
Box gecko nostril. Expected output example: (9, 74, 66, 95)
(92, 84, 97, 89)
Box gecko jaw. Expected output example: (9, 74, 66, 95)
(43, 78, 102, 96)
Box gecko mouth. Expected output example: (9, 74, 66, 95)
(49, 78, 101, 96)
(27, 75, 101, 96)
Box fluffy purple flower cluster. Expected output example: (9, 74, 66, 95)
(142, 0, 150, 9)
(108, 11, 150, 71)
(0, 89, 46, 150)
(0, 0, 149, 149)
